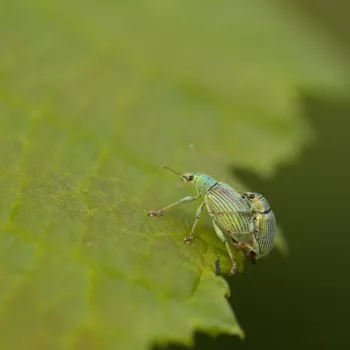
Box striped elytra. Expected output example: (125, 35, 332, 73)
(205, 182, 253, 235)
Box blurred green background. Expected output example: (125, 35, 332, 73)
(1, 0, 349, 350)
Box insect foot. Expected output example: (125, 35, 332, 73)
(184, 237, 193, 243)
(248, 251, 257, 264)
(215, 259, 221, 276)
(147, 210, 163, 217)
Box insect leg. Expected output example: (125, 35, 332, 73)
(215, 258, 221, 276)
(184, 202, 205, 243)
(233, 241, 257, 262)
(210, 210, 252, 215)
(148, 195, 201, 217)
(213, 221, 237, 275)
(229, 230, 259, 262)
(238, 244, 257, 263)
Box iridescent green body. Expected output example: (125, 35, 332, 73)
(205, 182, 253, 235)
(148, 168, 263, 275)
(241, 192, 276, 258)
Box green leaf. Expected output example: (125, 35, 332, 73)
(0, 1, 348, 350)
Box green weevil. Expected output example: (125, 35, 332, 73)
(148, 167, 274, 275)
(240, 192, 276, 259)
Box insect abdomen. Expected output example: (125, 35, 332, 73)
(205, 183, 252, 233)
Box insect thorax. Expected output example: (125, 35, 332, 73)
(194, 174, 217, 196)
(254, 196, 270, 213)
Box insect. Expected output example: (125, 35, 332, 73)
(148, 166, 261, 275)
(240, 192, 276, 258)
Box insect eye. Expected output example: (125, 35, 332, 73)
(188, 175, 194, 181)
(241, 194, 247, 199)
(249, 194, 256, 199)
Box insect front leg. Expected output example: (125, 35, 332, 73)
(148, 195, 201, 217)
(184, 202, 205, 243)
(213, 221, 237, 275)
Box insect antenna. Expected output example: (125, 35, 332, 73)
(162, 166, 181, 176)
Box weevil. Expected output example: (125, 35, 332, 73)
(240, 192, 276, 259)
(148, 167, 259, 275)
